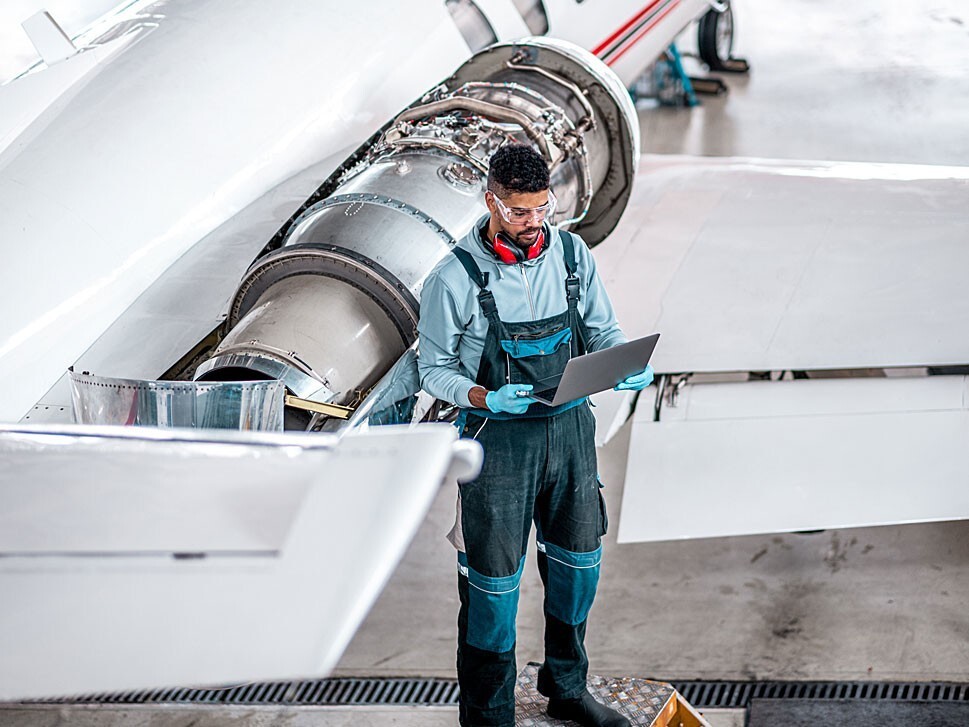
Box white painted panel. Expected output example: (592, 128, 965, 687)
(661, 373, 967, 423)
(597, 156, 969, 373)
(0, 0, 471, 423)
(0, 33, 131, 156)
(21, 11, 76, 65)
(0, 423, 465, 699)
(0, 0, 124, 82)
(473, 0, 530, 38)
(618, 376, 969, 543)
(0, 430, 315, 554)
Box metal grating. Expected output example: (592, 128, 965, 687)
(29, 678, 461, 707)
(672, 681, 969, 709)
(18, 678, 969, 708)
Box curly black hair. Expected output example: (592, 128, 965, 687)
(487, 143, 549, 196)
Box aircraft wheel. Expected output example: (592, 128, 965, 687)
(698, 2, 734, 71)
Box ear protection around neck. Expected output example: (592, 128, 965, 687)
(489, 227, 547, 264)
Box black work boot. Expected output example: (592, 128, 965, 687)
(546, 690, 630, 727)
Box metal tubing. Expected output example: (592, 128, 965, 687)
(391, 97, 552, 160)
(505, 61, 596, 123)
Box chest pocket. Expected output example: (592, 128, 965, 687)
(497, 314, 573, 389)
(499, 328, 572, 359)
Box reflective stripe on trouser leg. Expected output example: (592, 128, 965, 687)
(459, 551, 525, 653)
(536, 540, 601, 625)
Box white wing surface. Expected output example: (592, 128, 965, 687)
(597, 155, 969, 373)
(0, 423, 478, 699)
(597, 156, 969, 541)
(619, 376, 969, 543)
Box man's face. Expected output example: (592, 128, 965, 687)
(486, 189, 553, 247)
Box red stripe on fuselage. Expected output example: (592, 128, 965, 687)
(591, 0, 665, 57)
(604, 0, 681, 66)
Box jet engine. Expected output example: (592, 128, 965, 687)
(194, 39, 639, 429)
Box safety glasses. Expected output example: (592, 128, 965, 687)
(489, 190, 557, 225)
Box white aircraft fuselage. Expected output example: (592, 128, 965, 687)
(0, 0, 710, 423)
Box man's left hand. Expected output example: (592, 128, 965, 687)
(614, 364, 654, 391)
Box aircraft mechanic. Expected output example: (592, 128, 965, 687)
(417, 144, 653, 727)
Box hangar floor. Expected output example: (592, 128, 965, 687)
(644, 0, 969, 166)
(2, 0, 966, 725)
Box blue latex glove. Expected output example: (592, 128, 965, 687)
(485, 383, 534, 414)
(614, 364, 654, 391)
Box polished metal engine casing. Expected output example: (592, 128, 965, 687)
(195, 39, 639, 428)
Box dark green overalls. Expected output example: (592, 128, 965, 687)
(451, 232, 608, 726)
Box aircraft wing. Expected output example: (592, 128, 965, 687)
(0, 423, 481, 699)
(594, 155, 969, 542)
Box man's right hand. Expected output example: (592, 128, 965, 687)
(482, 384, 534, 414)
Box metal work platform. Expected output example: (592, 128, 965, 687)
(515, 664, 708, 726)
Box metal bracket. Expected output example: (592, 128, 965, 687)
(665, 374, 691, 410)
(654, 375, 667, 422)
(284, 395, 354, 419)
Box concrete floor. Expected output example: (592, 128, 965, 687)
(0, 705, 746, 727)
(644, 0, 969, 166)
(0, 705, 461, 727)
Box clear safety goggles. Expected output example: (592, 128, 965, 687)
(490, 189, 557, 225)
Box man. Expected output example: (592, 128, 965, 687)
(418, 143, 653, 727)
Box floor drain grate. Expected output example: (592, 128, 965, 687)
(17, 679, 969, 709)
(28, 678, 461, 707)
(672, 681, 969, 709)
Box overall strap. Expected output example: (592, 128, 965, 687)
(451, 247, 500, 323)
(451, 247, 488, 289)
(559, 230, 581, 305)
(451, 247, 503, 389)
(558, 229, 588, 355)
(559, 229, 579, 276)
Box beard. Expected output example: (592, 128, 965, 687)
(510, 225, 543, 247)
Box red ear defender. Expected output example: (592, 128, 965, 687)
(491, 229, 546, 264)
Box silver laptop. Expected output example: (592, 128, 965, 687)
(528, 333, 660, 406)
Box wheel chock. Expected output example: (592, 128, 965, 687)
(720, 57, 750, 73)
(688, 77, 728, 96)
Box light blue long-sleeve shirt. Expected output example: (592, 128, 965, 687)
(417, 218, 627, 408)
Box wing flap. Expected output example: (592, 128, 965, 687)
(618, 375, 969, 543)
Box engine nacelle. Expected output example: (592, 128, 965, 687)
(195, 39, 639, 428)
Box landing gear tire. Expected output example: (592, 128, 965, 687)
(698, 2, 734, 71)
